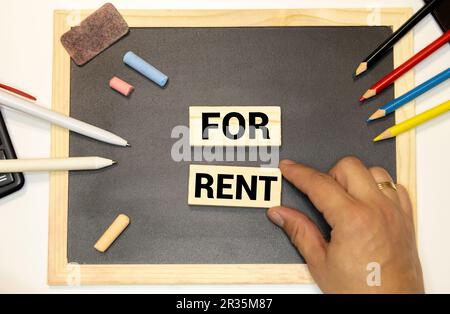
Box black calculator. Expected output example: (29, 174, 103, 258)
(0, 110, 24, 198)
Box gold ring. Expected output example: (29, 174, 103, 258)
(377, 182, 397, 192)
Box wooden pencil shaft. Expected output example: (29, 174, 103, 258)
(364, 0, 441, 67)
(0, 157, 114, 172)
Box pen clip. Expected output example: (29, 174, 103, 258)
(0, 83, 37, 101)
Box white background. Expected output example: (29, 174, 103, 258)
(0, 0, 449, 294)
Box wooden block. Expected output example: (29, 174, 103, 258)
(188, 164, 281, 208)
(94, 214, 130, 253)
(189, 106, 281, 146)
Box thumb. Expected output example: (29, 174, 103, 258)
(268, 206, 327, 269)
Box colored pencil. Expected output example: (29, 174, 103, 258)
(360, 30, 450, 101)
(373, 100, 450, 142)
(0, 83, 36, 101)
(368, 67, 450, 121)
(354, 0, 442, 77)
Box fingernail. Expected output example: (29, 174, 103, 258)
(280, 159, 296, 166)
(268, 210, 284, 227)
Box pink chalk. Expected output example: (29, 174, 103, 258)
(109, 76, 134, 96)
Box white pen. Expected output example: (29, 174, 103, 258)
(0, 157, 116, 172)
(0, 89, 129, 147)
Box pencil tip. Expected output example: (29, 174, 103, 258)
(361, 89, 376, 101)
(354, 62, 368, 77)
(373, 130, 392, 142)
(126, 143, 131, 147)
(112, 160, 118, 165)
(368, 109, 386, 122)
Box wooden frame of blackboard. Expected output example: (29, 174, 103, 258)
(48, 9, 415, 285)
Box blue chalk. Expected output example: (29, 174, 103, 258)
(123, 51, 168, 87)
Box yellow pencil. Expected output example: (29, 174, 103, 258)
(374, 99, 450, 142)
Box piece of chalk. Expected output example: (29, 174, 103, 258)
(123, 51, 168, 87)
(94, 214, 130, 253)
(109, 76, 134, 96)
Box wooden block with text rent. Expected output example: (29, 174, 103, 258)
(188, 164, 281, 208)
(189, 106, 281, 146)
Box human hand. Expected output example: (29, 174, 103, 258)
(267, 157, 424, 294)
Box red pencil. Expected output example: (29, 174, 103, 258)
(360, 30, 450, 102)
(0, 83, 36, 101)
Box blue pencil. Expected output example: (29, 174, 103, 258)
(368, 67, 450, 121)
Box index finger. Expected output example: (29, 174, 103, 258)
(279, 160, 355, 226)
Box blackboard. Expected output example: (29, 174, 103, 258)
(66, 26, 395, 265)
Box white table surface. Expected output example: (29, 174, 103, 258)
(0, 0, 449, 294)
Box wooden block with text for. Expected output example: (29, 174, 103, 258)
(189, 106, 281, 146)
(188, 164, 281, 208)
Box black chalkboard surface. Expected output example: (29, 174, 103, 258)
(68, 26, 395, 265)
